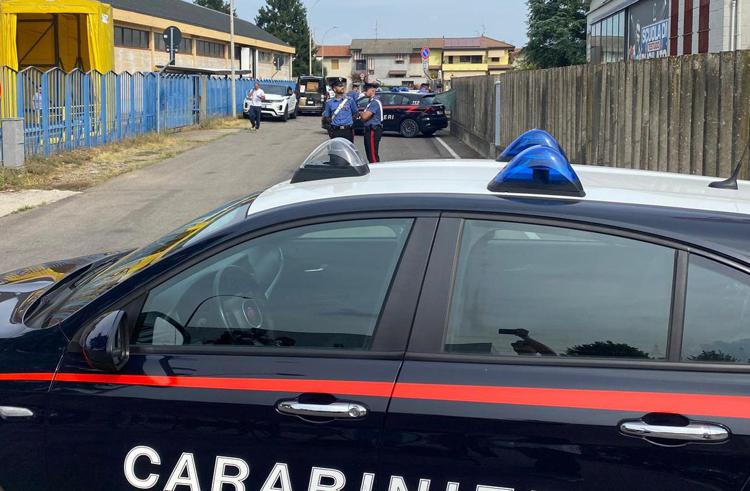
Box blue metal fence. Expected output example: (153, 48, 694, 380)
(0, 66, 293, 159)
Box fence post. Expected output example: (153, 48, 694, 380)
(115, 75, 122, 142)
(129, 74, 135, 138)
(156, 73, 161, 133)
(100, 74, 107, 144)
(83, 73, 91, 148)
(41, 71, 50, 156)
(65, 72, 73, 150)
(494, 80, 502, 149)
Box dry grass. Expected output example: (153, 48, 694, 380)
(0, 131, 206, 192)
(198, 116, 248, 130)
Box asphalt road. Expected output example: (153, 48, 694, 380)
(0, 116, 477, 273)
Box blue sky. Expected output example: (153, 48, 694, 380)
(235, 0, 530, 48)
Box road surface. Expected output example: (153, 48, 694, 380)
(0, 117, 477, 272)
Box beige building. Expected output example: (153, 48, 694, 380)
(321, 36, 514, 90)
(109, 0, 295, 78)
(318, 45, 352, 81)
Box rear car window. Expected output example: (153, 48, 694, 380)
(444, 220, 676, 360)
(682, 256, 750, 363)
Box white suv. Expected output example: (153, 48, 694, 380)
(243, 84, 298, 122)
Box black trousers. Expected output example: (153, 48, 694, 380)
(364, 125, 383, 163)
(328, 126, 354, 143)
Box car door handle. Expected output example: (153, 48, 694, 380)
(0, 406, 34, 420)
(276, 399, 368, 419)
(620, 420, 729, 443)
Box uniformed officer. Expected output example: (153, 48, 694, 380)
(360, 83, 383, 163)
(322, 77, 359, 143)
(346, 83, 361, 102)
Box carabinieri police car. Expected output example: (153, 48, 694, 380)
(2, 132, 750, 491)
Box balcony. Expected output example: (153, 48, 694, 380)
(442, 63, 488, 72)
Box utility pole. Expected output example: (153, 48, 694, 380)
(230, 0, 236, 118)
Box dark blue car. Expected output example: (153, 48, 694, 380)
(2, 135, 750, 490)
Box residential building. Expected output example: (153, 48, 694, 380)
(441, 37, 514, 89)
(321, 36, 514, 91)
(350, 38, 443, 88)
(319, 45, 352, 81)
(109, 0, 295, 77)
(588, 0, 748, 64)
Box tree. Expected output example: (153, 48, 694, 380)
(523, 0, 589, 69)
(256, 0, 321, 77)
(566, 341, 651, 359)
(194, 0, 231, 15)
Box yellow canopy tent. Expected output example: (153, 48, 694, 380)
(0, 0, 114, 73)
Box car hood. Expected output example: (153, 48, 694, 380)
(0, 252, 126, 335)
(263, 94, 286, 102)
(245, 94, 286, 103)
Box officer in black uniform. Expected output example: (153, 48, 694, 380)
(322, 77, 359, 143)
(360, 83, 383, 163)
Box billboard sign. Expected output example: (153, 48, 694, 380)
(628, 0, 669, 60)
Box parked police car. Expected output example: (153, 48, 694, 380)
(354, 91, 448, 137)
(3, 131, 750, 491)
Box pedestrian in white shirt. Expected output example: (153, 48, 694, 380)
(247, 82, 265, 131)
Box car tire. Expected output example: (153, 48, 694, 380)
(400, 119, 420, 138)
(282, 105, 289, 122)
(291, 105, 298, 119)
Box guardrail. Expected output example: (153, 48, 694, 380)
(0, 66, 293, 162)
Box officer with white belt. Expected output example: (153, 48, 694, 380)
(360, 83, 383, 163)
(322, 78, 359, 143)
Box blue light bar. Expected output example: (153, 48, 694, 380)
(497, 129, 567, 163)
(488, 145, 585, 197)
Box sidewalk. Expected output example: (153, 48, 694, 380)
(0, 128, 240, 218)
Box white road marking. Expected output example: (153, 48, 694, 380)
(435, 136, 461, 159)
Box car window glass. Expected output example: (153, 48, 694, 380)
(134, 219, 413, 350)
(358, 97, 370, 108)
(682, 256, 750, 363)
(378, 94, 396, 105)
(445, 220, 675, 359)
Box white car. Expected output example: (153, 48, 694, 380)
(243, 85, 298, 121)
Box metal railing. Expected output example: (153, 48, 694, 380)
(0, 66, 294, 159)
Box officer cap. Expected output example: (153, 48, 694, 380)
(363, 82, 380, 91)
(331, 77, 346, 87)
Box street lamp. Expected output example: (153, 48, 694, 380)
(320, 26, 338, 77)
(307, 0, 322, 75)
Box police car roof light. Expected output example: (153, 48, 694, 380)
(497, 129, 567, 163)
(488, 145, 586, 197)
(291, 138, 370, 184)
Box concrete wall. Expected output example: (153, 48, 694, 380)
(370, 55, 429, 86)
(322, 58, 352, 82)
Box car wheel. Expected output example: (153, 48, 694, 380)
(282, 105, 289, 122)
(400, 119, 420, 138)
(291, 105, 297, 119)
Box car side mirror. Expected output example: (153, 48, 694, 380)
(81, 311, 130, 372)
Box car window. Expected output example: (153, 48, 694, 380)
(444, 220, 675, 359)
(378, 94, 396, 105)
(358, 97, 370, 108)
(682, 256, 750, 363)
(133, 219, 413, 350)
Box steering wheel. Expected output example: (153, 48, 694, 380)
(212, 265, 269, 333)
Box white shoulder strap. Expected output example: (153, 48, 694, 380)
(332, 98, 349, 118)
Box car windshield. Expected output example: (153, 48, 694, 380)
(37, 194, 257, 327)
(263, 85, 290, 96)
